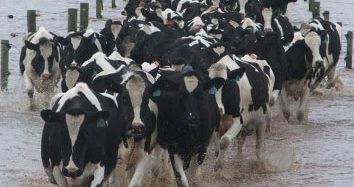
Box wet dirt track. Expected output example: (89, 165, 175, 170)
(1, 0, 354, 186)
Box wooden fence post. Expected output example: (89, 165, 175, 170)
(312, 1, 320, 19)
(323, 10, 330, 21)
(80, 3, 89, 30)
(27, 10, 36, 33)
(96, 0, 102, 19)
(309, 0, 314, 12)
(1, 40, 10, 90)
(112, 0, 117, 8)
(345, 31, 353, 69)
(68, 8, 78, 32)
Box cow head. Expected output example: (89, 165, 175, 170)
(99, 70, 156, 140)
(40, 84, 110, 178)
(238, 0, 250, 17)
(60, 30, 106, 89)
(303, 31, 326, 90)
(25, 30, 60, 80)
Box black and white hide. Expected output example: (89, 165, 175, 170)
(300, 18, 342, 90)
(92, 67, 159, 187)
(59, 29, 109, 92)
(212, 54, 275, 171)
(19, 27, 62, 105)
(151, 69, 224, 187)
(40, 83, 122, 187)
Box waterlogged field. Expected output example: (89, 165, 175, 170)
(0, 0, 354, 186)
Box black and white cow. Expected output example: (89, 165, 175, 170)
(91, 67, 159, 187)
(19, 27, 62, 105)
(212, 54, 275, 171)
(300, 18, 342, 90)
(40, 83, 122, 186)
(100, 19, 125, 56)
(59, 29, 109, 92)
(280, 29, 337, 122)
(152, 67, 225, 187)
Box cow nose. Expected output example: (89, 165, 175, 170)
(240, 13, 245, 18)
(121, 11, 126, 16)
(63, 164, 81, 178)
(41, 73, 51, 80)
(219, 108, 225, 115)
(185, 112, 198, 122)
(130, 123, 145, 136)
(315, 60, 323, 67)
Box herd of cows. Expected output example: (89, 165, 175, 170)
(18, 0, 343, 186)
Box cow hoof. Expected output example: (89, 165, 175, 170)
(283, 111, 290, 121)
(219, 137, 230, 150)
(269, 98, 275, 107)
(296, 111, 304, 122)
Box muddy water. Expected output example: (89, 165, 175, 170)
(1, 0, 354, 186)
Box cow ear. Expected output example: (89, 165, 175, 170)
(105, 19, 113, 29)
(57, 36, 69, 46)
(104, 78, 124, 93)
(95, 111, 110, 120)
(41, 109, 60, 123)
(25, 40, 39, 51)
(141, 8, 150, 18)
(227, 67, 245, 81)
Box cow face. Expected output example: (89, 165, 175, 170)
(25, 37, 59, 80)
(104, 71, 155, 140)
(238, 0, 249, 17)
(41, 109, 109, 178)
(304, 31, 325, 90)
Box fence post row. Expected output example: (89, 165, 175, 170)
(68, 8, 78, 32)
(27, 10, 37, 33)
(80, 3, 89, 30)
(1, 40, 10, 90)
(312, 1, 320, 19)
(96, 0, 103, 19)
(112, 0, 117, 8)
(309, 0, 315, 12)
(346, 31, 353, 69)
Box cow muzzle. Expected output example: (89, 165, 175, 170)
(63, 165, 82, 178)
(41, 73, 51, 80)
(128, 123, 145, 139)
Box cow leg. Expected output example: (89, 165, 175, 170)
(265, 109, 272, 133)
(269, 90, 280, 106)
(170, 154, 188, 187)
(189, 156, 201, 187)
(297, 87, 310, 122)
(109, 167, 121, 187)
(90, 164, 105, 187)
(24, 73, 35, 107)
(280, 88, 290, 121)
(256, 121, 266, 159)
(326, 67, 336, 89)
(213, 131, 220, 157)
(236, 132, 246, 157)
(129, 153, 152, 187)
(52, 165, 68, 187)
(215, 117, 242, 171)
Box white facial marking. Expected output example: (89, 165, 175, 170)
(239, 0, 248, 15)
(274, 18, 284, 38)
(171, 64, 184, 71)
(304, 32, 323, 67)
(65, 69, 80, 89)
(65, 158, 79, 172)
(208, 62, 227, 80)
(229, 20, 239, 28)
(184, 75, 199, 93)
(66, 114, 85, 148)
(111, 24, 122, 40)
(262, 7, 273, 31)
(126, 75, 146, 125)
(217, 55, 240, 71)
(71, 36, 82, 50)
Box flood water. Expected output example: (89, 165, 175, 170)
(0, 0, 354, 186)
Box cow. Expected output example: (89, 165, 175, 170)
(213, 54, 275, 171)
(100, 19, 125, 56)
(59, 29, 110, 92)
(40, 83, 123, 187)
(300, 18, 342, 90)
(280, 30, 333, 122)
(90, 67, 159, 187)
(19, 27, 62, 106)
(151, 66, 225, 187)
